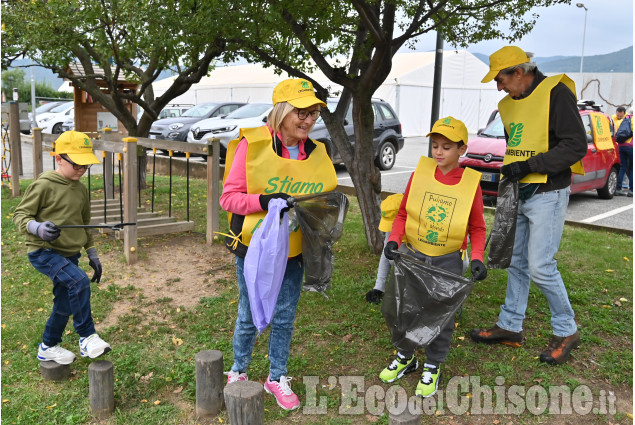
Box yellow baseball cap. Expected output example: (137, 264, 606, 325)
(51, 131, 100, 165)
(378, 193, 403, 232)
(481, 46, 530, 83)
(426, 116, 469, 145)
(272, 78, 327, 108)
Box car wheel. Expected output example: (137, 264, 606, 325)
(597, 166, 618, 199)
(375, 141, 396, 170)
(52, 123, 63, 134)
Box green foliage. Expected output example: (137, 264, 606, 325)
(0, 68, 72, 105)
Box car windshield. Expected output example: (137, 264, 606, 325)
(480, 116, 506, 138)
(36, 102, 65, 114)
(50, 102, 73, 113)
(182, 103, 219, 118)
(315, 101, 342, 124)
(225, 103, 271, 119)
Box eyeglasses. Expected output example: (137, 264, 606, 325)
(296, 109, 321, 121)
(61, 155, 91, 171)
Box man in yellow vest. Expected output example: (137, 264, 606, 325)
(471, 46, 587, 365)
(611, 106, 633, 196)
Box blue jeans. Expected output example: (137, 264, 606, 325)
(618, 145, 633, 191)
(28, 249, 95, 346)
(231, 255, 304, 380)
(497, 188, 578, 337)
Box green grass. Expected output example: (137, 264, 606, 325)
(1, 176, 633, 424)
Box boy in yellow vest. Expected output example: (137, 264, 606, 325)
(380, 117, 487, 397)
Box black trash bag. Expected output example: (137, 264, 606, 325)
(381, 252, 474, 352)
(487, 177, 519, 269)
(289, 191, 349, 294)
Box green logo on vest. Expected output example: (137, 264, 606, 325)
(425, 205, 447, 223)
(301, 82, 310, 89)
(508, 122, 524, 147)
(595, 116, 604, 135)
(426, 230, 439, 242)
(442, 118, 452, 125)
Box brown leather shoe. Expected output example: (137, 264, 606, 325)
(539, 332, 580, 365)
(470, 324, 523, 347)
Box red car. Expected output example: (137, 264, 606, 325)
(459, 102, 621, 199)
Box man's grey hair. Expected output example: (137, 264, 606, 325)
(500, 61, 538, 76)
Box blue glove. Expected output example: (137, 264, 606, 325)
(27, 220, 60, 242)
(383, 241, 400, 260)
(86, 247, 102, 283)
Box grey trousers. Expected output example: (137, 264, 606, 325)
(397, 245, 463, 367)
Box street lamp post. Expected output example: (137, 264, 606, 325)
(576, 3, 588, 73)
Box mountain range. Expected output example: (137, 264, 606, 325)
(5, 46, 633, 92)
(472, 46, 633, 73)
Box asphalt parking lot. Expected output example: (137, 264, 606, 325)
(335, 137, 633, 232)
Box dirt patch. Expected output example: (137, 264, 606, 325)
(97, 233, 234, 329)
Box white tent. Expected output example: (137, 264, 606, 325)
(151, 51, 633, 136)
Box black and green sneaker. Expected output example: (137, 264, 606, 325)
(379, 353, 418, 383)
(415, 363, 440, 398)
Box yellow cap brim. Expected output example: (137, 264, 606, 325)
(287, 96, 327, 109)
(67, 153, 101, 165)
(378, 217, 393, 232)
(481, 70, 498, 84)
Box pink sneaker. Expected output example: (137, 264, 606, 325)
(225, 370, 248, 384)
(264, 375, 300, 410)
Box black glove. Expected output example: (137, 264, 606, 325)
(500, 160, 532, 183)
(384, 241, 400, 260)
(259, 193, 291, 211)
(365, 289, 384, 304)
(86, 247, 102, 283)
(470, 259, 487, 281)
(27, 220, 60, 242)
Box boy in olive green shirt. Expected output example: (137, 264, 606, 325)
(13, 131, 111, 365)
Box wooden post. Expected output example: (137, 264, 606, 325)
(223, 381, 265, 425)
(122, 137, 138, 264)
(40, 361, 70, 381)
(389, 410, 421, 425)
(32, 127, 43, 179)
(206, 138, 220, 244)
(9, 101, 21, 196)
(88, 360, 114, 419)
(195, 350, 224, 417)
(102, 128, 114, 199)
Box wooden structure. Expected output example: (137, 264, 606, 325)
(195, 350, 225, 418)
(223, 381, 265, 425)
(65, 63, 137, 135)
(88, 360, 115, 419)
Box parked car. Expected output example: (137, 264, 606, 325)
(37, 102, 74, 134)
(19, 101, 71, 134)
(187, 103, 273, 158)
(157, 104, 194, 120)
(149, 102, 246, 142)
(309, 98, 404, 170)
(459, 102, 620, 199)
(60, 116, 74, 132)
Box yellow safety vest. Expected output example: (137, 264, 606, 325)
(224, 126, 337, 257)
(591, 112, 615, 150)
(499, 74, 584, 183)
(405, 156, 481, 257)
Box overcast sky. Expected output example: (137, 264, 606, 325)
(411, 0, 634, 58)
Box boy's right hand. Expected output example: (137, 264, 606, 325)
(384, 241, 400, 260)
(27, 220, 60, 242)
(365, 289, 384, 304)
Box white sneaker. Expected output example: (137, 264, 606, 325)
(79, 334, 111, 358)
(37, 343, 76, 365)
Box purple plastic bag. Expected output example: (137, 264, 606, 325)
(244, 198, 290, 334)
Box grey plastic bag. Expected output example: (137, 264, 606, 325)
(381, 253, 474, 352)
(289, 192, 349, 294)
(487, 177, 519, 269)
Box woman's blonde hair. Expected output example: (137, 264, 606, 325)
(267, 101, 321, 134)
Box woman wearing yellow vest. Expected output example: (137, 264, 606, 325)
(471, 46, 587, 366)
(219, 78, 336, 410)
(380, 116, 487, 398)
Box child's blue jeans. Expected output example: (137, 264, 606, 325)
(28, 248, 96, 347)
